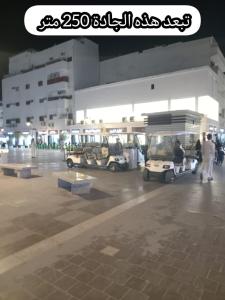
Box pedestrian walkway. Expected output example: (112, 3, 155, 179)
(0, 151, 225, 299)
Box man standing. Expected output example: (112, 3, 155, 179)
(200, 133, 215, 182)
(115, 138, 123, 155)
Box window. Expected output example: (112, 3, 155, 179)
(25, 84, 30, 90)
(16, 102, 20, 106)
(26, 100, 34, 105)
(12, 86, 19, 91)
(68, 113, 73, 120)
(39, 116, 45, 121)
(170, 97, 195, 111)
(6, 104, 10, 108)
(38, 81, 43, 87)
(39, 98, 46, 103)
(151, 84, 155, 90)
(67, 57, 72, 62)
(26, 117, 33, 122)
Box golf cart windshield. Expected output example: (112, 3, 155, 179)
(147, 135, 174, 160)
(147, 132, 198, 161)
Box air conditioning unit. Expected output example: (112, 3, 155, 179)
(130, 116, 135, 122)
(122, 117, 127, 123)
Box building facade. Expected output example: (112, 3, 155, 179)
(2, 36, 225, 146)
(2, 38, 99, 146)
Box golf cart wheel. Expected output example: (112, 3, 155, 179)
(192, 164, 198, 174)
(143, 169, 150, 181)
(67, 159, 74, 168)
(109, 162, 119, 172)
(164, 170, 175, 184)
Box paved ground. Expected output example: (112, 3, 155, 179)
(0, 149, 225, 299)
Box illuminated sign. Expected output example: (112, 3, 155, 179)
(49, 130, 59, 135)
(84, 129, 101, 134)
(71, 129, 80, 134)
(107, 128, 127, 133)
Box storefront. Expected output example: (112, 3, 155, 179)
(48, 130, 59, 147)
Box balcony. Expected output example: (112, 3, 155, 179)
(48, 95, 72, 101)
(47, 76, 69, 85)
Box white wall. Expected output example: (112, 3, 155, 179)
(100, 37, 217, 84)
(73, 38, 100, 89)
(75, 67, 214, 111)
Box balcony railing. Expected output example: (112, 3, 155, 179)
(47, 76, 69, 85)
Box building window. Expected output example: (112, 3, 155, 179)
(39, 98, 46, 103)
(26, 100, 34, 105)
(67, 57, 72, 62)
(6, 104, 10, 108)
(151, 84, 155, 90)
(26, 117, 33, 122)
(25, 84, 30, 90)
(12, 86, 19, 91)
(49, 114, 57, 120)
(38, 81, 43, 87)
(16, 102, 20, 106)
(39, 116, 47, 121)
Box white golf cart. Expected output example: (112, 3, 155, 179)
(66, 135, 128, 172)
(143, 131, 199, 183)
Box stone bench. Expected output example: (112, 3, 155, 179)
(0, 163, 38, 178)
(0, 149, 9, 156)
(54, 171, 95, 195)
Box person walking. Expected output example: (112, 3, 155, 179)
(200, 133, 215, 182)
(195, 139, 202, 163)
(31, 138, 37, 158)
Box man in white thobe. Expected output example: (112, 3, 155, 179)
(31, 138, 37, 158)
(200, 133, 215, 182)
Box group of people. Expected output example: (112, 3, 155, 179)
(173, 133, 224, 183)
(195, 134, 225, 182)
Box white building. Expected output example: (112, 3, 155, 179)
(2, 36, 225, 146)
(2, 38, 99, 146)
(73, 36, 225, 143)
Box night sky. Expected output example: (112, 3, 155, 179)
(0, 0, 225, 90)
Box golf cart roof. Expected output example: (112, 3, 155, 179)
(142, 110, 203, 117)
(147, 131, 199, 137)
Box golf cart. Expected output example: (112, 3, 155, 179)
(66, 135, 128, 172)
(143, 131, 199, 183)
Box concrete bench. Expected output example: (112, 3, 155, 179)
(54, 171, 95, 195)
(0, 149, 9, 154)
(0, 163, 38, 178)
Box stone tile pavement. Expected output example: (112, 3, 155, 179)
(0, 150, 225, 299)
